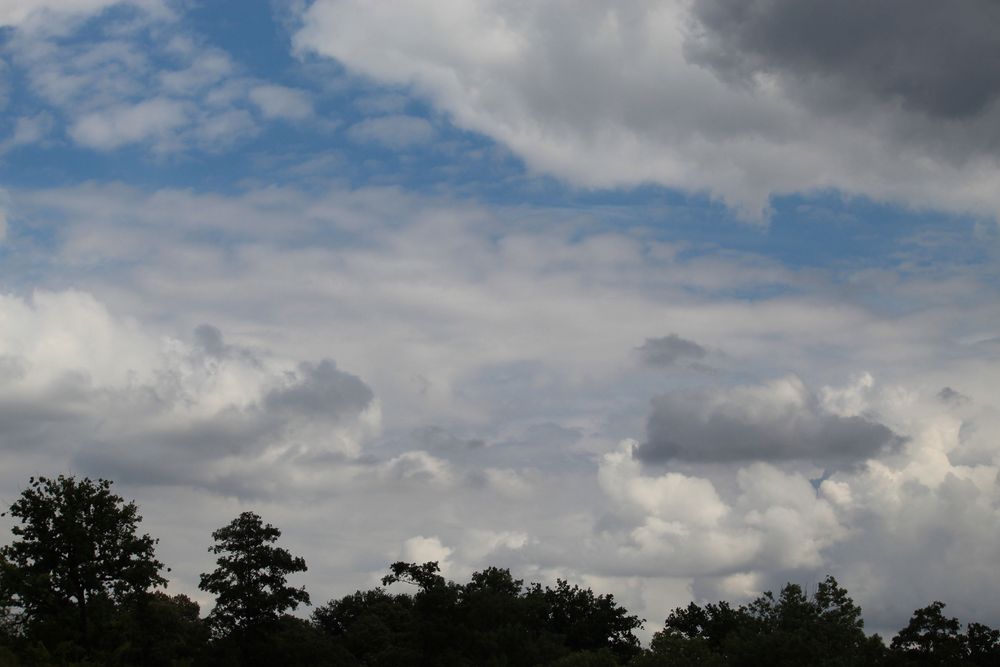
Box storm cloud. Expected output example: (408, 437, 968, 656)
(688, 0, 1000, 121)
(636, 377, 902, 464)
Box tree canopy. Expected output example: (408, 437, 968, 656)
(1, 474, 999, 666)
(198, 510, 310, 636)
(0, 475, 166, 657)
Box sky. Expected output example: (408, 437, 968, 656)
(1, 0, 1000, 640)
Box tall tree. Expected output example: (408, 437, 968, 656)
(0, 475, 166, 650)
(199, 511, 310, 636)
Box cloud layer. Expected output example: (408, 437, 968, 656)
(1, 178, 998, 636)
(294, 0, 1000, 219)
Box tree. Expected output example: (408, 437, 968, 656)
(199, 511, 310, 636)
(964, 622, 1000, 666)
(526, 578, 644, 662)
(117, 592, 210, 666)
(0, 475, 166, 651)
(891, 601, 966, 665)
(646, 578, 886, 667)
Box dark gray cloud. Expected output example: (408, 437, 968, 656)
(636, 388, 902, 464)
(636, 334, 707, 368)
(193, 324, 227, 358)
(688, 0, 1000, 120)
(264, 359, 373, 421)
(938, 386, 971, 406)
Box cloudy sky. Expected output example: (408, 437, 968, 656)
(2, 0, 1000, 639)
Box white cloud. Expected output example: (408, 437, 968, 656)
(1, 112, 53, 150)
(400, 535, 453, 571)
(0, 5, 315, 155)
(0, 0, 125, 28)
(347, 114, 434, 148)
(249, 84, 313, 120)
(599, 441, 727, 526)
(69, 97, 189, 150)
(295, 0, 1000, 220)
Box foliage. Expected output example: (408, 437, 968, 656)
(887, 600, 1000, 666)
(314, 561, 643, 665)
(645, 577, 886, 667)
(526, 578, 644, 662)
(0, 475, 166, 657)
(116, 591, 210, 666)
(199, 511, 310, 636)
(2, 474, 1000, 665)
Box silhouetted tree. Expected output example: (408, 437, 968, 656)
(890, 601, 964, 664)
(315, 562, 646, 665)
(646, 577, 886, 667)
(964, 621, 1000, 666)
(0, 475, 166, 657)
(117, 591, 210, 666)
(199, 511, 310, 637)
(313, 587, 418, 664)
(887, 600, 1000, 666)
(526, 578, 644, 662)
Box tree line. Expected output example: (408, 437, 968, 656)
(0, 475, 997, 666)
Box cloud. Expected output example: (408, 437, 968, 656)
(636, 376, 902, 464)
(636, 334, 707, 368)
(1, 4, 319, 155)
(69, 98, 189, 150)
(594, 441, 844, 576)
(599, 441, 728, 527)
(688, 0, 1000, 120)
(0, 291, 380, 496)
(4, 181, 1000, 633)
(265, 359, 374, 422)
(400, 535, 453, 572)
(294, 0, 1000, 219)
(249, 84, 313, 120)
(938, 386, 971, 406)
(0, 0, 128, 28)
(346, 114, 435, 148)
(1, 113, 53, 151)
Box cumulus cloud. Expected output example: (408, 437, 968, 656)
(0, 290, 379, 496)
(294, 0, 1000, 219)
(636, 376, 902, 464)
(400, 535, 453, 571)
(595, 441, 845, 576)
(599, 441, 728, 527)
